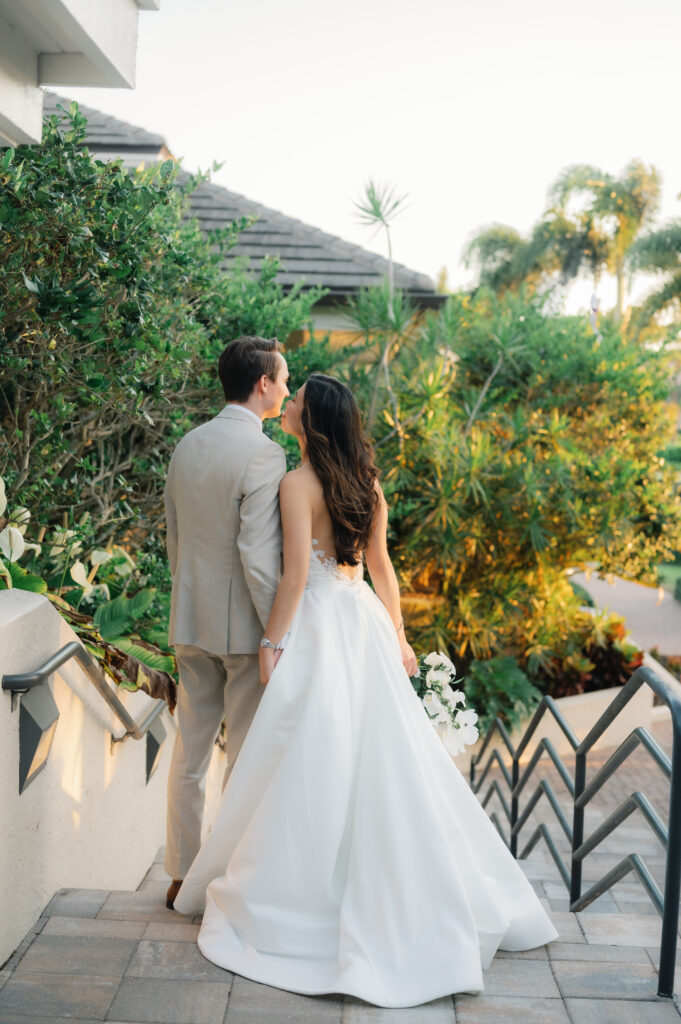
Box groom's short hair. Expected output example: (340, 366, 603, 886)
(218, 336, 282, 402)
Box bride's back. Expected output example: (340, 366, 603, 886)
(293, 462, 361, 580)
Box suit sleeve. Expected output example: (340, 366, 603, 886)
(164, 452, 179, 578)
(237, 441, 287, 630)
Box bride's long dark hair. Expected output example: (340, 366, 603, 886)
(302, 374, 379, 566)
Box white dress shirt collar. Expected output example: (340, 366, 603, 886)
(224, 404, 263, 430)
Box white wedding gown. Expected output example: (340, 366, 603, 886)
(173, 541, 558, 1007)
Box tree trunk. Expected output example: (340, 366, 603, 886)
(614, 258, 624, 325)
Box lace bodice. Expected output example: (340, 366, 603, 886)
(307, 538, 363, 588)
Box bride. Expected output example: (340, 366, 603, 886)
(173, 373, 557, 1007)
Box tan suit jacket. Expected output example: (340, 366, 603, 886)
(165, 406, 286, 655)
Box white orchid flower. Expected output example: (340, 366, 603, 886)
(456, 708, 479, 728)
(422, 690, 449, 724)
(70, 560, 93, 595)
(425, 667, 451, 687)
(459, 723, 480, 747)
(0, 476, 6, 517)
(10, 507, 30, 535)
(443, 685, 466, 706)
(90, 549, 112, 566)
(424, 650, 456, 674)
(442, 725, 467, 756)
(23, 542, 42, 556)
(0, 526, 26, 562)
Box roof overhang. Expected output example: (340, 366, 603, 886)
(0, 0, 158, 146)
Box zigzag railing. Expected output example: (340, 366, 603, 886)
(470, 666, 681, 999)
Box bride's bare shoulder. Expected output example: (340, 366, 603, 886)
(280, 463, 323, 497)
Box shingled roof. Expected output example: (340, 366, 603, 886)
(43, 92, 442, 304)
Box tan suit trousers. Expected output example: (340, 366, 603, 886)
(165, 643, 262, 879)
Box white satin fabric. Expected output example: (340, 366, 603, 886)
(173, 542, 558, 1007)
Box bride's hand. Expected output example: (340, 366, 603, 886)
(399, 638, 418, 678)
(259, 647, 283, 686)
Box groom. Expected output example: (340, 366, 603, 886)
(163, 336, 289, 908)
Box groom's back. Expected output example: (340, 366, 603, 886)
(165, 407, 286, 656)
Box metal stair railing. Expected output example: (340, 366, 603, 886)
(469, 665, 681, 999)
(2, 640, 166, 746)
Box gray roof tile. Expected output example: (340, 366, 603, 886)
(42, 92, 441, 302)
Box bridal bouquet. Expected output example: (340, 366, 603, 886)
(411, 651, 479, 756)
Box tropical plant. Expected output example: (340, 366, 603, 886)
(549, 160, 661, 322)
(344, 285, 679, 724)
(464, 160, 662, 325)
(628, 220, 681, 327)
(0, 102, 323, 550)
(0, 475, 176, 706)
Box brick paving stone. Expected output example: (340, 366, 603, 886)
(565, 996, 681, 1023)
(552, 958, 659, 999)
(14, 933, 137, 979)
(126, 939, 231, 982)
(44, 887, 109, 918)
(142, 922, 201, 942)
(546, 911, 586, 943)
(0, 1017, 109, 1023)
(453, 994, 571, 1023)
(496, 946, 548, 960)
(109, 977, 231, 1024)
(478, 957, 561, 998)
(342, 995, 455, 1022)
(577, 912, 662, 946)
(142, 863, 171, 883)
(0, 971, 119, 1018)
(644, 945, 681, 970)
(226, 975, 341, 1021)
(98, 889, 193, 923)
(136, 880, 169, 896)
(548, 941, 650, 963)
(42, 915, 146, 940)
(616, 900, 660, 915)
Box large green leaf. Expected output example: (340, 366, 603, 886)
(7, 561, 48, 593)
(126, 587, 155, 620)
(93, 587, 155, 640)
(114, 637, 175, 673)
(93, 592, 133, 639)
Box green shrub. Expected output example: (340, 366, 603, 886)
(341, 286, 680, 713)
(0, 102, 323, 549)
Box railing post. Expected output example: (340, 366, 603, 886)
(658, 705, 681, 998)
(510, 754, 519, 858)
(570, 750, 586, 907)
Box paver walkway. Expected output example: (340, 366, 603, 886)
(1, 720, 680, 1023)
(571, 571, 681, 656)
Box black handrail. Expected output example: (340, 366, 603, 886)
(470, 665, 681, 999)
(2, 641, 166, 744)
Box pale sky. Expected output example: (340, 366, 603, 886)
(65, 0, 681, 314)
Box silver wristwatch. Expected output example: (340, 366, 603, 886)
(260, 637, 278, 650)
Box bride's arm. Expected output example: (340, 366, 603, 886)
(259, 470, 312, 685)
(365, 483, 418, 677)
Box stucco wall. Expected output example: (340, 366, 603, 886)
(0, 591, 201, 964)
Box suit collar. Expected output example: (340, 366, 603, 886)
(217, 404, 263, 431)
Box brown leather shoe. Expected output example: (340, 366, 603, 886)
(166, 879, 183, 910)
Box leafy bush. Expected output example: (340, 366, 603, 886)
(0, 102, 323, 549)
(0, 102, 325, 697)
(340, 285, 680, 723)
(463, 657, 541, 734)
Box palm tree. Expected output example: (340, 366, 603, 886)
(549, 161, 661, 323)
(628, 221, 681, 326)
